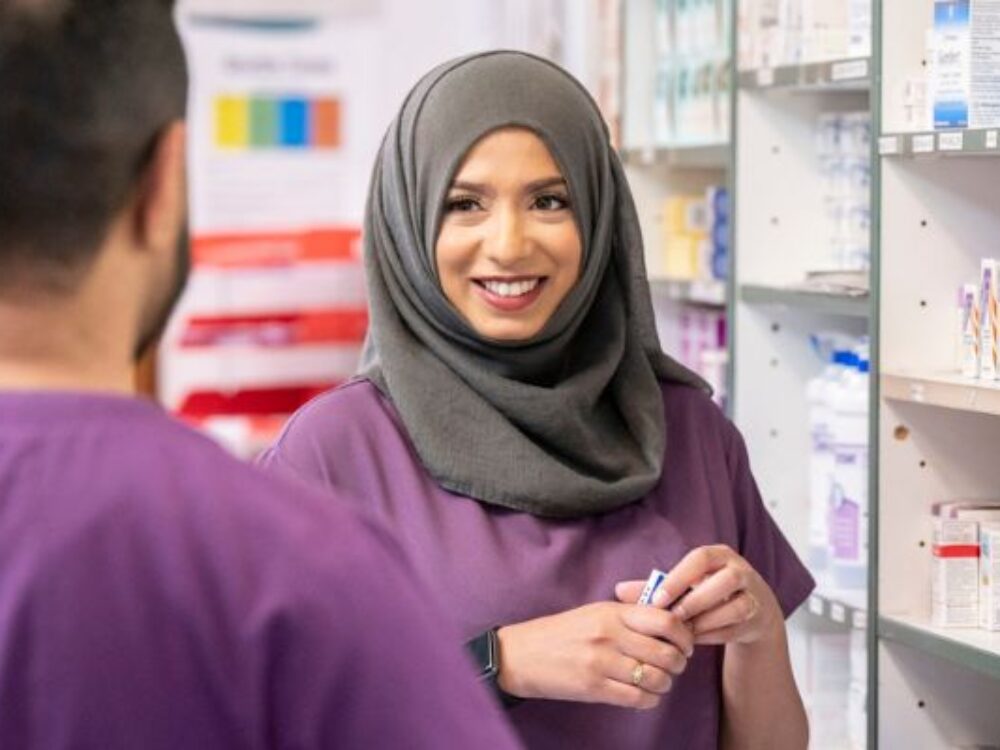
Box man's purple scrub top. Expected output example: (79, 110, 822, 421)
(0, 391, 522, 750)
(262, 379, 815, 750)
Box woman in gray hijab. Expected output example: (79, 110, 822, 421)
(262, 51, 812, 749)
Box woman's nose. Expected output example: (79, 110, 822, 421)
(487, 206, 531, 265)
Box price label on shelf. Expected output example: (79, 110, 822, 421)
(988, 130, 999, 149)
(939, 132, 964, 151)
(830, 59, 869, 82)
(879, 136, 900, 155)
(830, 603, 847, 623)
(912, 134, 936, 154)
(809, 595, 824, 616)
(756, 68, 775, 87)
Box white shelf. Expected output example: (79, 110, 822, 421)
(649, 277, 727, 307)
(882, 370, 1000, 417)
(621, 143, 731, 170)
(879, 615, 1000, 682)
(880, 129, 1000, 158)
(740, 283, 870, 318)
(739, 58, 871, 93)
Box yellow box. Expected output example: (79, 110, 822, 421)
(215, 96, 250, 148)
(663, 197, 691, 235)
(664, 233, 698, 280)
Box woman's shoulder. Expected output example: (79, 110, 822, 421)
(293, 377, 390, 424)
(264, 378, 403, 465)
(659, 380, 732, 435)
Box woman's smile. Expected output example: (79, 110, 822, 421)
(472, 276, 548, 312)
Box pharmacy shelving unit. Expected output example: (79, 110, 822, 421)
(621, 0, 732, 403)
(876, 1, 1000, 746)
(731, 5, 875, 749)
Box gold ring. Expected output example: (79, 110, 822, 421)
(631, 663, 645, 687)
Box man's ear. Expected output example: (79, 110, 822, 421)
(133, 121, 187, 253)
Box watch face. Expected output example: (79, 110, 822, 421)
(471, 629, 499, 679)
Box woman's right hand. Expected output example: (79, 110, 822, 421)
(495, 602, 694, 709)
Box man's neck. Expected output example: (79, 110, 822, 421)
(0, 300, 135, 396)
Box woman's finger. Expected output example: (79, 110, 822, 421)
(693, 620, 754, 646)
(670, 563, 747, 622)
(615, 657, 673, 695)
(598, 679, 662, 710)
(614, 580, 648, 604)
(688, 591, 758, 635)
(620, 605, 695, 657)
(618, 629, 689, 677)
(658, 545, 733, 610)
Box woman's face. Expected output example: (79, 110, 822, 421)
(435, 128, 583, 341)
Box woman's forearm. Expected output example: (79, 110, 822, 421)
(720, 625, 808, 750)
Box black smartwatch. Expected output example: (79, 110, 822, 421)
(467, 628, 523, 708)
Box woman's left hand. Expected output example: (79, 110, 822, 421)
(615, 545, 783, 647)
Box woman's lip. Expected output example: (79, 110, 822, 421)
(472, 276, 544, 283)
(472, 278, 547, 312)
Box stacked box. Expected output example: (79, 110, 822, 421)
(980, 523, 1000, 631)
(931, 501, 1000, 627)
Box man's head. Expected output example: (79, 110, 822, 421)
(0, 0, 189, 359)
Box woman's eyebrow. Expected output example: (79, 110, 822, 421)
(449, 180, 491, 194)
(448, 177, 568, 194)
(525, 176, 567, 192)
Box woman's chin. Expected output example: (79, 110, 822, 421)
(470, 316, 546, 342)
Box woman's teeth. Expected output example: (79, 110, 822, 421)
(481, 279, 541, 297)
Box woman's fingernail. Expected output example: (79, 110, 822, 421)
(652, 588, 669, 607)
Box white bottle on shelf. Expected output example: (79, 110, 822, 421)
(829, 348, 870, 590)
(807, 344, 854, 578)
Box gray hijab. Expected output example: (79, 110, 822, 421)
(359, 50, 707, 519)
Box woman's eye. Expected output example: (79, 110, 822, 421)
(534, 193, 570, 211)
(445, 196, 482, 213)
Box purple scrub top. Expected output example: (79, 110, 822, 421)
(261, 379, 815, 750)
(0, 391, 522, 749)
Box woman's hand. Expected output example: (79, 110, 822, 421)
(496, 601, 694, 709)
(615, 545, 783, 648)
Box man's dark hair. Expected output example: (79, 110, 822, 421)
(0, 0, 187, 290)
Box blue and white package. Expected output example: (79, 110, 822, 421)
(933, 1, 971, 129)
(638, 568, 669, 606)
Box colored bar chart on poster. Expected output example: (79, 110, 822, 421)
(216, 96, 250, 148)
(214, 95, 341, 150)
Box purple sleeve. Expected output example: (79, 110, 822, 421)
(268, 518, 523, 749)
(725, 423, 815, 618)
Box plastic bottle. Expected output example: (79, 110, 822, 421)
(807, 337, 856, 578)
(829, 348, 870, 590)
